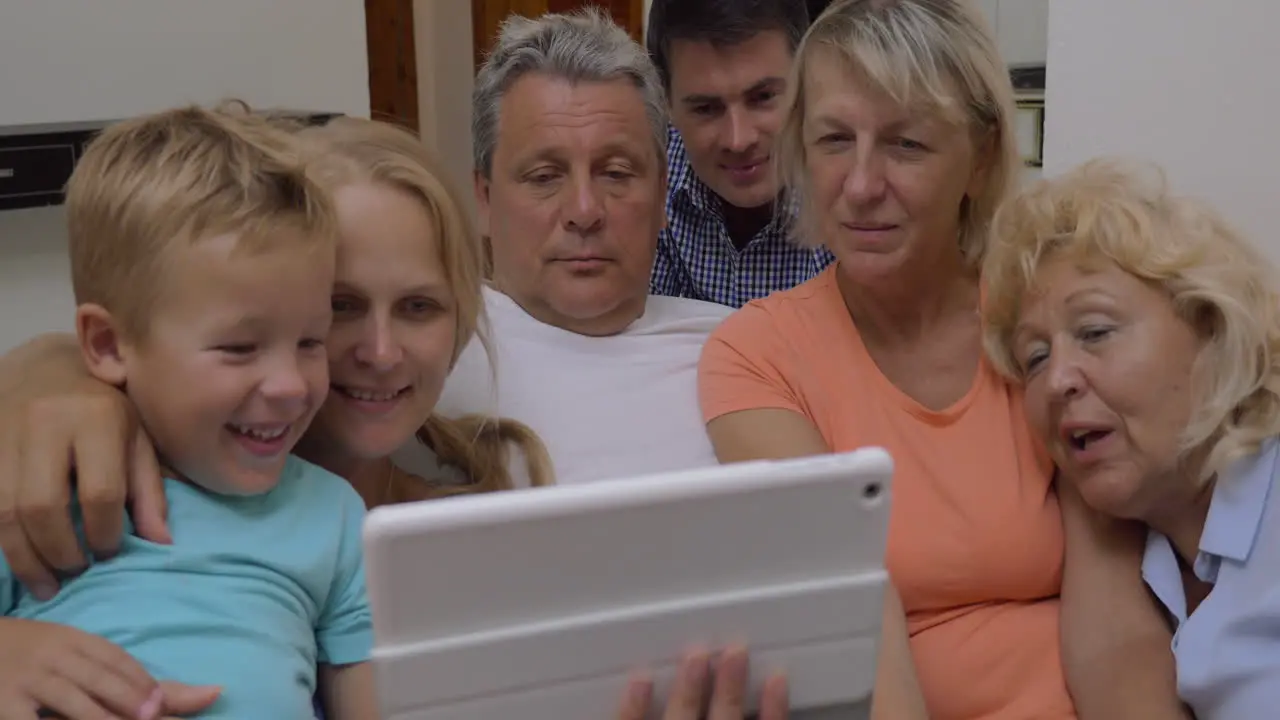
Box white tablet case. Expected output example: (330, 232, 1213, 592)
(363, 448, 894, 719)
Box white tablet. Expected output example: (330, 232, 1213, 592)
(363, 447, 894, 720)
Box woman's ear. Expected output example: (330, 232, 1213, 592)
(75, 304, 130, 386)
(966, 127, 999, 200)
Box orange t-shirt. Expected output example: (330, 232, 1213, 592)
(698, 267, 1073, 720)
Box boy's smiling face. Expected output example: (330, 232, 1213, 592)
(85, 231, 335, 495)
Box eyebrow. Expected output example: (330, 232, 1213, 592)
(1064, 288, 1112, 305)
(680, 77, 786, 106)
(596, 140, 648, 162)
(333, 280, 451, 296)
(514, 140, 651, 172)
(1009, 320, 1036, 347)
(806, 113, 849, 131)
(514, 146, 566, 168)
(402, 282, 451, 296)
(226, 315, 269, 334)
(805, 109, 915, 131)
(1009, 287, 1117, 339)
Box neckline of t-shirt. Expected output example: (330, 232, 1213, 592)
(820, 265, 987, 426)
(482, 285, 729, 346)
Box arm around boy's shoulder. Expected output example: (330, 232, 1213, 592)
(0, 494, 101, 615)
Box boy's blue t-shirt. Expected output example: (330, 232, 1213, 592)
(0, 455, 372, 719)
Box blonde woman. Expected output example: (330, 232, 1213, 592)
(983, 158, 1280, 719)
(0, 117, 770, 720)
(292, 117, 553, 504)
(699, 1, 1183, 717)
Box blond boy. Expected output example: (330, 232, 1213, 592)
(0, 106, 374, 719)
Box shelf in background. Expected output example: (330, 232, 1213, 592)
(1009, 64, 1046, 169)
(0, 111, 341, 213)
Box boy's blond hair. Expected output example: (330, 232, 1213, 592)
(66, 103, 338, 339)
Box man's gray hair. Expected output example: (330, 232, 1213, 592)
(472, 8, 668, 178)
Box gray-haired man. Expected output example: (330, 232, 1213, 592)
(410, 9, 789, 717)
(428, 10, 736, 488)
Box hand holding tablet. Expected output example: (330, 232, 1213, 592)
(363, 448, 894, 719)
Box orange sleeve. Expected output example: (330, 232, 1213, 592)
(697, 303, 805, 423)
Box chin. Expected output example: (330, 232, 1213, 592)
(718, 184, 776, 210)
(319, 402, 421, 448)
(836, 251, 910, 283)
(554, 289, 635, 321)
(350, 433, 415, 461)
(1069, 469, 1148, 521)
(206, 462, 288, 496)
(341, 417, 426, 459)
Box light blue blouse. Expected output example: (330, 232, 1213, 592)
(1142, 437, 1280, 719)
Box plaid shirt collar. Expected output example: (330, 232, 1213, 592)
(651, 126, 834, 307)
(665, 124, 797, 232)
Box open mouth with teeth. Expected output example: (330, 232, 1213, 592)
(333, 385, 411, 403)
(1069, 429, 1112, 450)
(226, 423, 294, 458)
(227, 424, 289, 441)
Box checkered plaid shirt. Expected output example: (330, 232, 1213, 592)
(650, 125, 835, 308)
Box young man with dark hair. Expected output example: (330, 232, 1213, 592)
(647, 0, 833, 307)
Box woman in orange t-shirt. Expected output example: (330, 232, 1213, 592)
(699, 2, 1183, 718)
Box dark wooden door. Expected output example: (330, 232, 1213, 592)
(363, 0, 645, 132)
(365, 0, 419, 132)
(472, 0, 645, 71)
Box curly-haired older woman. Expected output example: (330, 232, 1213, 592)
(983, 157, 1280, 719)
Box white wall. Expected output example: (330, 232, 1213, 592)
(0, 1, 369, 126)
(977, 0, 1049, 66)
(0, 1, 369, 353)
(0, 208, 76, 354)
(1044, 0, 1280, 259)
(415, 0, 477, 215)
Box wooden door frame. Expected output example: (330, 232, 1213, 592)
(365, 0, 420, 132)
(365, 0, 646, 130)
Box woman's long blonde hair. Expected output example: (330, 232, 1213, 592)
(301, 117, 554, 498)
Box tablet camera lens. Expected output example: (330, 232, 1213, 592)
(862, 482, 882, 501)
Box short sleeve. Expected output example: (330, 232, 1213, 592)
(316, 489, 372, 666)
(0, 552, 16, 614)
(697, 302, 806, 423)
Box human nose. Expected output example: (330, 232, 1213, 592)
(725, 107, 761, 154)
(352, 313, 404, 372)
(843, 147, 888, 204)
(260, 351, 310, 403)
(1044, 344, 1086, 401)
(562, 170, 605, 234)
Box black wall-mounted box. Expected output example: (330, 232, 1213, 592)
(0, 111, 341, 212)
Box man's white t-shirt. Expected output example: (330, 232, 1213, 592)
(394, 286, 733, 486)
